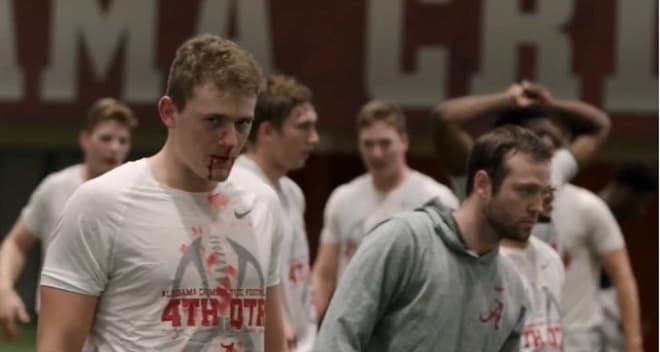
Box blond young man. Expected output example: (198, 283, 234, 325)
(312, 100, 459, 321)
(0, 98, 137, 340)
(37, 34, 287, 352)
(229, 74, 319, 351)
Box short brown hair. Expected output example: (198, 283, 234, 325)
(249, 74, 313, 142)
(466, 125, 553, 196)
(83, 97, 138, 132)
(356, 100, 407, 133)
(165, 34, 264, 110)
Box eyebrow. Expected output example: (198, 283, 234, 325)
(203, 113, 254, 121)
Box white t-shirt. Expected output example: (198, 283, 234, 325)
(599, 287, 624, 352)
(501, 236, 565, 351)
(21, 164, 85, 255)
(41, 158, 281, 352)
(229, 156, 316, 352)
(553, 184, 625, 331)
(321, 170, 459, 277)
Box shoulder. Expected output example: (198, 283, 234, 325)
(69, 160, 146, 211)
(281, 176, 305, 209)
(57, 161, 146, 233)
(326, 173, 370, 206)
(36, 164, 84, 192)
(409, 171, 459, 207)
(227, 165, 276, 200)
(364, 212, 431, 252)
(558, 184, 610, 218)
(387, 210, 437, 244)
(497, 254, 527, 287)
(529, 237, 563, 270)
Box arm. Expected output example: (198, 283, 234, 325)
(37, 287, 97, 351)
(521, 81, 611, 168)
(0, 220, 37, 340)
(265, 285, 288, 352)
(431, 85, 520, 175)
(315, 219, 418, 352)
(600, 249, 643, 352)
(311, 243, 339, 323)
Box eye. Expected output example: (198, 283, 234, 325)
(378, 139, 392, 149)
(518, 186, 539, 198)
(204, 117, 221, 127)
(236, 118, 253, 129)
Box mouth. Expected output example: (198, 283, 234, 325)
(103, 157, 118, 166)
(210, 154, 233, 164)
(520, 219, 537, 227)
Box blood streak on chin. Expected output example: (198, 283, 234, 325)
(207, 156, 215, 180)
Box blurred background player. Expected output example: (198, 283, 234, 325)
(229, 74, 319, 351)
(0, 97, 137, 341)
(312, 99, 459, 321)
(597, 161, 656, 352)
(432, 80, 610, 201)
(500, 187, 565, 351)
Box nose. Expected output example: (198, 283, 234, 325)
(528, 193, 544, 215)
(218, 124, 239, 148)
(108, 138, 123, 155)
(309, 128, 320, 145)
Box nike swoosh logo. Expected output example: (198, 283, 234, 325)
(234, 208, 253, 219)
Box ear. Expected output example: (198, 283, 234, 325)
(473, 170, 492, 199)
(79, 130, 90, 152)
(259, 121, 277, 140)
(400, 132, 409, 151)
(158, 96, 178, 128)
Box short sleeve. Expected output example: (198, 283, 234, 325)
(550, 149, 578, 187)
(40, 184, 115, 296)
(586, 195, 625, 254)
(319, 188, 343, 244)
(20, 178, 53, 239)
(265, 195, 283, 287)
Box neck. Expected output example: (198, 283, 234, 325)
(245, 148, 285, 187)
(372, 165, 408, 192)
(150, 143, 218, 192)
(82, 164, 96, 181)
(599, 186, 624, 222)
(500, 238, 529, 249)
(453, 197, 500, 255)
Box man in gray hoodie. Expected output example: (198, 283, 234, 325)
(315, 125, 553, 352)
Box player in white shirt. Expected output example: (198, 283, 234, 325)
(432, 81, 642, 351)
(500, 187, 565, 351)
(0, 98, 137, 340)
(312, 99, 459, 321)
(37, 34, 287, 352)
(229, 74, 319, 351)
(553, 184, 635, 351)
(597, 162, 656, 352)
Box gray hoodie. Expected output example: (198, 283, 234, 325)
(315, 203, 529, 352)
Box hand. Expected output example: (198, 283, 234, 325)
(505, 83, 536, 108)
(0, 287, 30, 340)
(623, 344, 644, 352)
(623, 336, 644, 352)
(283, 321, 297, 350)
(520, 80, 553, 106)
